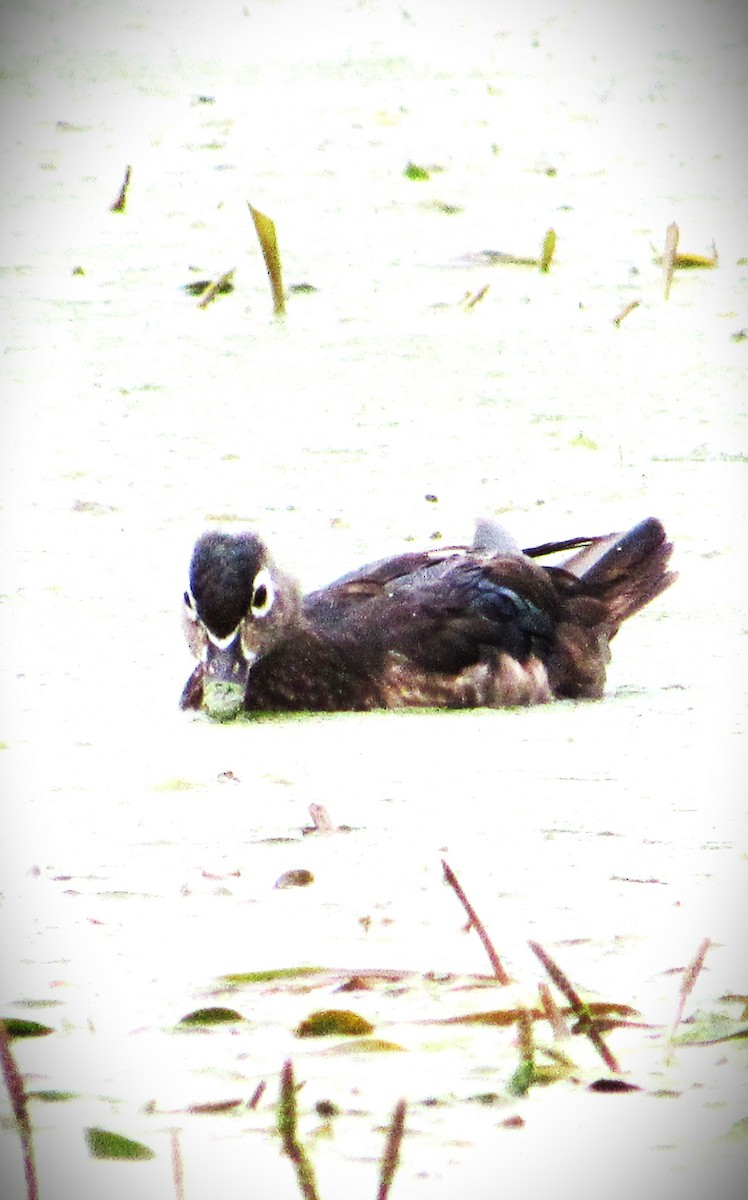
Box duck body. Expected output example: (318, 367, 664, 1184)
(180, 517, 676, 720)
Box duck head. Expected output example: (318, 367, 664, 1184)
(182, 530, 300, 720)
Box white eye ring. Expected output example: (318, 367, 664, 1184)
(250, 567, 275, 617)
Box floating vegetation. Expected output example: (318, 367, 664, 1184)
(570, 432, 599, 450)
(0, 1019, 54, 1040)
(588, 1078, 642, 1093)
(672, 248, 718, 268)
(179, 1007, 244, 1027)
(152, 777, 202, 792)
(222, 966, 325, 985)
(85, 1127, 155, 1161)
(275, 868, 315, 888)
(323, 1037, 404, 1054)
(403, 161, 431, 181)
(2, 849, 741, 1200)
(248, 203, 285, 315)
(455, 228, 557, 272)
(429, 1007, 540, 1027)
(671, 1009, 748, 1045)
(420, 199, 463, 214)
(71, 498, 118, 515)
(187, 1098, 244, 1115)
(296, 1009, 375, 1038)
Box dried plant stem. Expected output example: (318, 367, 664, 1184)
(309, 804, 335, 833)
(441, 860, 510, 984)
(507, 1006, 537, 1095)
(248, 203, 286, 315)
(278, 1060, 320, 1200)
(0, 1022, 38, 1200)
(463, 284, 490, 310)
(670, 938, 711, 1037)
(109, 164, 132, 213)
(377, 1099, 407, 1200)
(662, 221, 679, 299)
(612, 299, 640, 327)
(538, 981, 571, 1040)
(170, 1129, 185, 1200)
(197, 268, 236, 309)
(529, 941, 621, 1073)
(539, 228, 556, 272)
(517, 1005, 534, 1064)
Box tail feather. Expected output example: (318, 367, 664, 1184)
(472, 517, 522, 556)
(576, 517, 676, 633)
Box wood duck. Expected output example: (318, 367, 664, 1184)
(180, 516, 676, 720)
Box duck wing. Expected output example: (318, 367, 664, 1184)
(302, 548, 467, 628)
(303, 518, 675, 700)
(307, 551, 559, 675)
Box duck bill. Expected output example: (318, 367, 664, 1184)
(202, 638, 253, 721)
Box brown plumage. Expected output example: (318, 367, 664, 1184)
(180, 516, 676, 720)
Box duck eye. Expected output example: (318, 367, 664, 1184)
(251, 567, 274, 617)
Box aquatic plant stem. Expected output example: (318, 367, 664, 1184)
(278, 1059, 320, 1200)
(662, 222, 679, 299)
(529, 941, 621, 1073)
(197, 268, 236, 309)
(170, 1129, 185, 1200)
(538, 981, 571, 1039)
(109, 164, 132, 212)
(377, 1099, 407, 1200)
(0, 1022, 38, 1200)
(248, 203, 286, 315)
(612, 299, 640, 327)
(441, 860, 510, 984)
(670, 938, 711, 1038)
